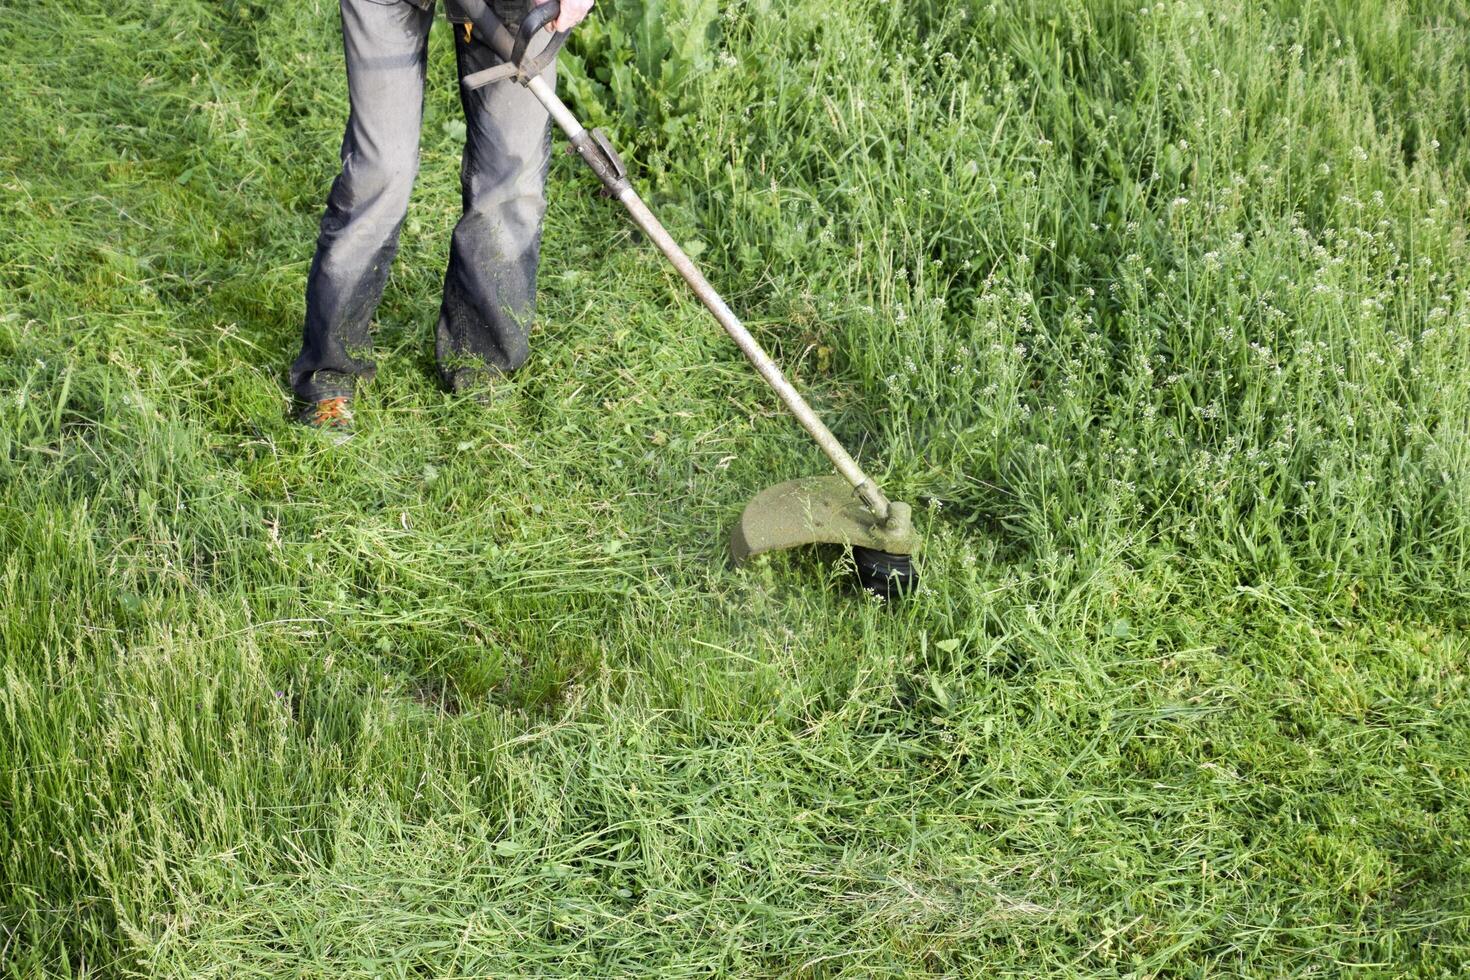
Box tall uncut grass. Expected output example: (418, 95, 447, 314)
(2, 0, 1468, 975)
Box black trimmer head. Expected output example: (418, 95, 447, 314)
(852, 546, 919, 598)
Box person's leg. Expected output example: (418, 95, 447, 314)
(436, 7, 555, 392)
(291, 0, 434, 404)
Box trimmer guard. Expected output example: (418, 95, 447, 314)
(730, 476, 915, 563)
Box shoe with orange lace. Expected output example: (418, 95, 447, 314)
(297, 393, 355, 437)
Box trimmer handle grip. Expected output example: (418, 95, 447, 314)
(510, 2, 570, 78)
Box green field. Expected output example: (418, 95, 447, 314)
(3, 0, 1469, 975)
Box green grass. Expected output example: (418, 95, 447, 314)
(3, 0, 1469, 974)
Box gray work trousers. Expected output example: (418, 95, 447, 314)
(291, 0, 553, 401)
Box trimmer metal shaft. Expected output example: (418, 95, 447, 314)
(528, 73, 892, 523)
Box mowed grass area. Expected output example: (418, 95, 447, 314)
(3, 0, 1470, 974)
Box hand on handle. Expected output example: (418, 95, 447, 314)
(534, 0, 593, 32)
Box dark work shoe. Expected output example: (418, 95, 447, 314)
(443, 366, 505, 405)
(297, 394, 355, 439)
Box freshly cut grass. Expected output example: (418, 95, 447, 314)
(3, 0, 1469, 975)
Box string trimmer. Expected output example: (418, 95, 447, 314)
(457, 0, 918, 595)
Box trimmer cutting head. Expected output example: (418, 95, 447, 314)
(731, 475, 918, 596)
